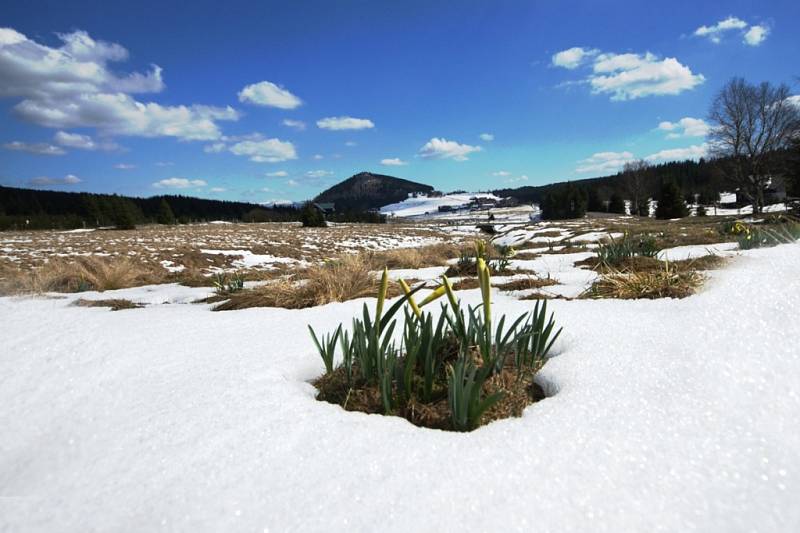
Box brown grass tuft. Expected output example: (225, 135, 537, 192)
(584, 263, 704, 300)
(495, 276, 558, 292)
(214, 253, 401, 311)
(0, 256, 164, 295)
(368, 242, 461, 270)
(74, 298, 143, 311)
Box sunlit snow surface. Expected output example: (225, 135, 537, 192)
(1, 244, 799, 532)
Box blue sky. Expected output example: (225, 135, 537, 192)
(1, 0, 798, 204)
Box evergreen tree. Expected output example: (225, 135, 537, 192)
(655, 181, 689, 219)
(113, 198, 138, 229)
(300, 202, 327, 227)
(156, 198, 176, 225)
(541, 183, 587, 220)
(587, 187, 603, 212)
(608, 193, 626, 214)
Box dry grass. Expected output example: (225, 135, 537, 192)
(583, 264, 704, 300)
(74, 298, 142, 311)
(495, 276, 559, 292)
(313, 364, 545, 431)
(0, 256, 165, 295)
(369, 242, 460, 270)
(214, 253, 401, 310)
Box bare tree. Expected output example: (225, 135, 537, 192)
(708, 78, 800, 213)
(623, 159, 649, 216)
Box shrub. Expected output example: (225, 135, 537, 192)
(310, 260, 562, 432)
(584, 262, 703, 299)
(696, 205, 707, 217)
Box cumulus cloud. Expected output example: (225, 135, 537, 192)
(381, 158, 407, 166)
(209, 187, 226, 193)
(492, 170, 511, 177)
(54, 130, 119, 151)
(114, 163, 135, 169)
(576, 151, 635, 174)
(418, 137, 482, 161)
(266, 170, 288, 177)
(743, 24, 769, 46)
(551, 47, 599, 69)
(645, 143, 708, 162)
(205, 135, 298, 163)
(28, 174, 82, 186)
(590, 52, 705, 100)
(317, 116, 375, 130)
(693, 16, 748, 43)
(282, 119, 306, 131)
(657, 117, 710, 138)
(238, 81, 302, 109)
(0, 27, 238, 141)
(305, 170, 333, 178)
(153, 177, 207, 189)
(693, 17, 769, 46)
(3, 140, 65, 155)
(553, 46, 704, 100)
(479, 133, 494, 141)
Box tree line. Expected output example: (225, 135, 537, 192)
(501, 77, 800, 220)
(0, 187, 386, 230)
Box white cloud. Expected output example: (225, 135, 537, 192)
(312, 154, 324, 160)
(551, 47, 599, 69)
(657, 117, 710, 138)
(590, 52, 705, 100)
(209, 187, 226, 193)
(576, 151, 635, 174)
(345, 141, 357, 147)
(262, 199, 292, 206)
(305, 170, 333, 178)
(418, 137, 482, 161)
(694, 16, 748, 43)
(505, 175, 529, 184)
(743, 24, 769, 46)
(238, 81, 302, 109)
(204, 142, 227, 153)
(266, 170, 288, 177)
(645, 143, 708, 162)
(114, 163, 136, 170)
(155, 161, 173, 167)
(3, 141, 65, 155)
(29, 174, 82, 186)
(54, 130, 119, 151)
(286, 179, 299, 186)
(479, 133, 494, 141)
(152, 177, 207, 189)
(0, 28, 238, 141)
(492, 170, 511, 177)
(381, 158, 407, 166)
(227, 138, 297, 163)
(317, 116, 375, 130)
(282, 119, 306, 131)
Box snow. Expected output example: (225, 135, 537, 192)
(200, 249, 305, 269)
(2, 244, 799, 532)
(657, 242, 739, 261)
(380, 193, 500, 218)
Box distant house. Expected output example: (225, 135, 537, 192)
(313, 202, 336, 214)
(469, 197, 497, 210)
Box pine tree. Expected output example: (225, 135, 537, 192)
(608, 193, 625, 214)
(300, 202, 327, 227)
(156, 198, 176, 225)
(655, 181, 689, 219)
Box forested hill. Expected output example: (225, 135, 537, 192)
(494, 158, 729, 205)
(314, 172, 433, 211)
(0, 186, 298, 230)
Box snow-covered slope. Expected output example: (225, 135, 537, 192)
(380, 192, 499, 218)
(2, 244, 799, 532)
